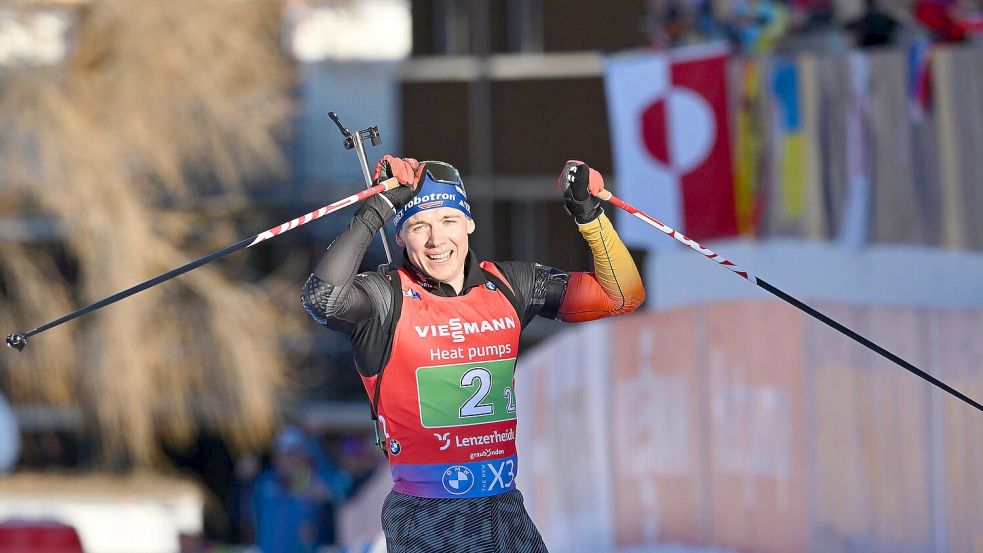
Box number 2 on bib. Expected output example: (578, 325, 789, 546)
(460, 368, 494, 417)
(416, 359, 517, 428)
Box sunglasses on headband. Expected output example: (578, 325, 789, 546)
(421, 160, 463, 188)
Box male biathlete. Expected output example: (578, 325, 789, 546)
(302, 156, 645, 552)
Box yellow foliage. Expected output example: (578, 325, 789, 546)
(0, 0, 298, 465)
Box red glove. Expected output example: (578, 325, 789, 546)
(373, 154, 426, 211)
(373, 155, 425, 189)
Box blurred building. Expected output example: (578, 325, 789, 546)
(400, 0, 648, 275)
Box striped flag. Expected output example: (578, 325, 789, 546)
(733, 58, 766, 236)
(907, 39, 932, 123)
(796, 53, 828, 240)
(933, 47, 983, 251)
(769, 58, 808, 234)
(604, 44, 738, 250)
(839, 52, 872, 248)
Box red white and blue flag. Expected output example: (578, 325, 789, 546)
(604, 44, 737, 250)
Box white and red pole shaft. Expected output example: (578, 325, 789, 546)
(6, 178, 400, 351)
(598, 190, 983, 413)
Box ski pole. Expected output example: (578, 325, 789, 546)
(327, 112, 393, 264)
(5, 178, 400, 352)
(597, 190, 983, 413)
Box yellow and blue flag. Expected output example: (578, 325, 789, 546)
(771, 59, 807, 224)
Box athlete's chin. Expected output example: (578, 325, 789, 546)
(423, 258, 463, 283)
(426, 264, 461, 283)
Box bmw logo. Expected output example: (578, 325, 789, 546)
(441, 465, 475, 495)
(484, 282, 497, 291)
(388, 439, 401, 456)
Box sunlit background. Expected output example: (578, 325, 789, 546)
(0, 1, 982, 552)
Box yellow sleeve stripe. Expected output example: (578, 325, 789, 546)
(575, 212, 645, 313)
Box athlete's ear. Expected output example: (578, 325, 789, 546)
(466, 218, 475, 235)
(395, 230, 405, 248)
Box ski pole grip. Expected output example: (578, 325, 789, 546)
(380, 177, 400, 192)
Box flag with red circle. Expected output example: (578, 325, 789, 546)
(604, 45, 737, 249)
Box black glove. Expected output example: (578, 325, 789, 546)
(373, 154, 425, 212)
(559, 160, 604, 224)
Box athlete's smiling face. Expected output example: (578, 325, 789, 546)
(396, 207, 475, 292)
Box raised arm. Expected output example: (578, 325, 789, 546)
(555, 161, 645, 322)
(301, 155, 423, 330)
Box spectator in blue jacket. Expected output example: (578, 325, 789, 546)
(252, 426, 352, 553)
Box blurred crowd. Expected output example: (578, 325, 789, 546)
(641, 0, 983, 52)
(219, 426, 380, 553)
